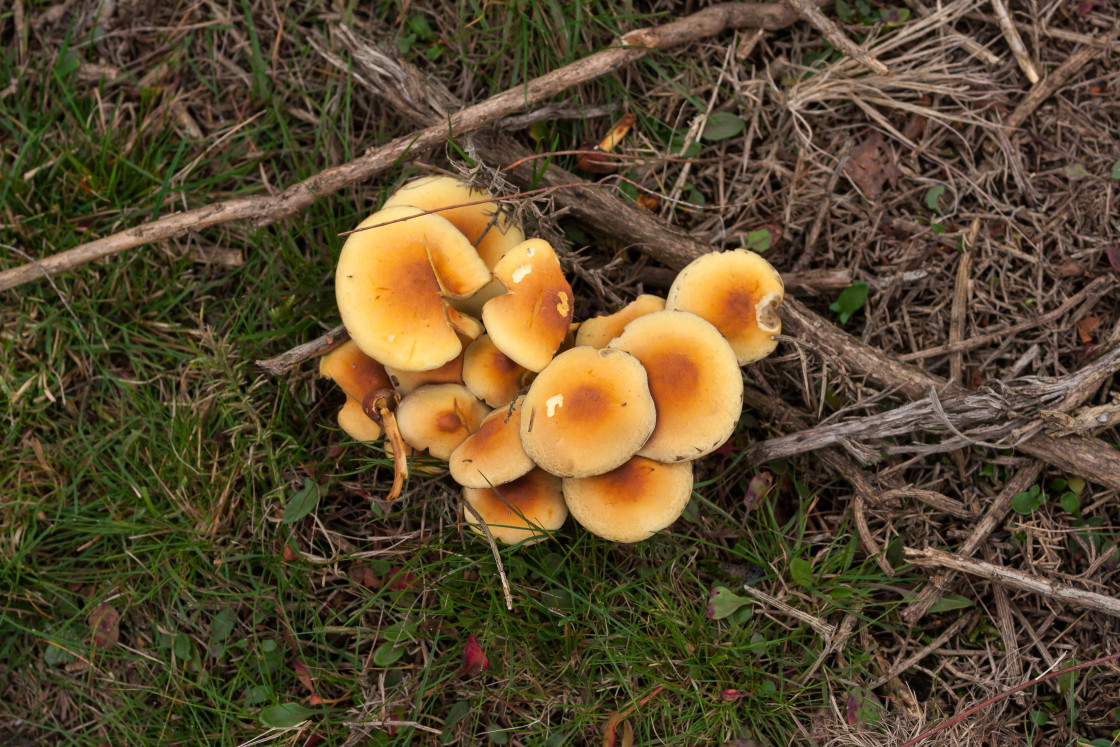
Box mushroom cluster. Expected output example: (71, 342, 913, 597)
(321, 176, 785, 545)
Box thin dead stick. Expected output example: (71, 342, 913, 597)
(899, 275, 1115, 361)
(898, 652, 1120, 747)
(460, 500, 514, 611)
(739, 584, 837, 640)
(904, 547, 1120, 618)
(989, 0, 1039, 83)
(1005, 25, 1119, 129)
(901, 0, 1001, 65)
(784, 0, 891, 75)
(871, 612, 977, 689)
(0, 2, 809, 294)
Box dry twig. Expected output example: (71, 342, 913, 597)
(989, 0, 1039, 83)
(783, 0, 891, 75)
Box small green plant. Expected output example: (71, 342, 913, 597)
(1011, 484, 1045, 514)
(830, 282, 869, 324)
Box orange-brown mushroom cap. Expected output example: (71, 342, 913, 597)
(666, 249, 785, 365)
(462, 467, 567, 546)
(576, 294, 666, 349)
(462, 334, 534, 408)
(383, 176, 525, 270)
(481, 239, 574, 372)
(335, 205, 491, 371)
(336, 397, 383, 442)
(385, 324, 480, 396)
(608, 310, 743, 462)
(562, 457, 693, 543)
(520, 346, 656, 478)
(449, 396, 534, 489)
(396, 384, 491, 461)
(318, 340, 393, 402)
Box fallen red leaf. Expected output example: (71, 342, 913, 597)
(744, 472, 772, 510)
(1105, 245, 1120, 273)
(386, 568, 418, 591)
(282, 543, 300, 562)
(460, 634, 489, 677)
(293, 660, 314, 693)
(1077, 316, 1100, 344)
(720, 688, 753, 702)
(89, 604, 121, 648)
(1056, 259, 1086, 277)
(843, 132, 900, 201)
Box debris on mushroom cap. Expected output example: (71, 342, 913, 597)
(318, 340, 393, 402)
(520, 346, 656, 478)
(482, 238, 575, 372)
(462, 467, 567, 546)
(665, 249, 785, 365)
(576, 294, 666, 349)
(562, 456, 693, 543)
(462, 334, 534, 408)
(383, 176, 525, 270)
(335, 205, 490, 371)
(336, 397, 383, 442)
(386, 326, 480, 396)
(384, 176, 528, 319)
(450, 396, 534, 489)
(608, 310, 743, 463)
(396, 383, 491, 461)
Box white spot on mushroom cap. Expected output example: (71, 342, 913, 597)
(512, 263, 533, 283)
(387, 334, 396, 343)
(545, 394, 564, 417)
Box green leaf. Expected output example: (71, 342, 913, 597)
(1060, 492, 1081, 515)
(708, 586, 751, 620)
(829, 283, 869, 324)
(670, 137, 702, 159)
(1065, 163, 1091, 180)
(927, 594, 973, 613)
(701, 112, 746, 142)
(259, 703, 315, 728)
(282, 479, 321, 524)
(1011, 484, 1045, 515)
(925, 184, 946, 215)
(44, 641, 74, 667)
(173, 633, 192, 660)
(744, 227, 774, 253)
(210, 608, 236, 644)
(1029, 709, 1049, 726)
(1111, 159, 1120, 180)
(488, 724, 509, 744)
(835, 0, 854, 22)
(440, 700, 471, 743)
(382, 620, 418, 644)
(373, 641, 404, 667)
(1067, 477, 1086, 495)
(790, 558, 814, 588)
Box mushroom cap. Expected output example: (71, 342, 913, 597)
(396, 383, 491, 461)
(462, 467, 567, 546)
(383, 176, 525, 270)
(385, 325, 480, 395)
(665, 249, 785, 365)
(576, 294, 666, 349)
(318, 340, 393, 402)
(336, 397, 383, 442)
(462, 334, 534, 408)
(607, 310, 743, 462)
(562, 457, 693, 543)
(481, 239, 574, 372)
(335, 205, 491, 371)
(520, 346, 656, 478)
(449, 396, 535, 489)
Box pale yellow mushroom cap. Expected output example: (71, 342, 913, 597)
(608, 310, 743, 462)
(520, 346, 656, 478)
(396, 384, 491, 461)
(335, 205, 490, 371)
(576, 294, 666, 349)
(462, 334, 534, 408)
(318, 340, 393, 402)
(666, 249, 785, 365)
(562, 457, 693, 543)
(481, 239, 574, 372)
(449, 396, 534, 489)
(463, 467, 567, 546)
(336, 397, 383, 442)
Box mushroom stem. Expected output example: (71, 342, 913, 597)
(363, 389, 409, 500)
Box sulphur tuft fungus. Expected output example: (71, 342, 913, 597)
(562, 456, 693, 543)
(462, 467, 567, 546)
(449, 396, 534, 489)
(395, 383, 491, 461)
(666, 249, 785, 365)
(575, 294, 665, 349)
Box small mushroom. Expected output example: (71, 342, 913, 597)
(462, 467, 567, 546)
(607, 310, 743, 462)
(385, 325, 481, 396)
(449, 396, 534, 489)
(336, 397, 384, 442)
(575, 294, 666, 349)
(666, 249, 785, 365)
(396, 383, 491, 461)
(318, 340, 393, 402)
(562, 456, 693, 543)
(520, 346, 656, 478)
(462, 334, 534, 408)
(481, 239, 574, 372)
(335, 205, 491, 371)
